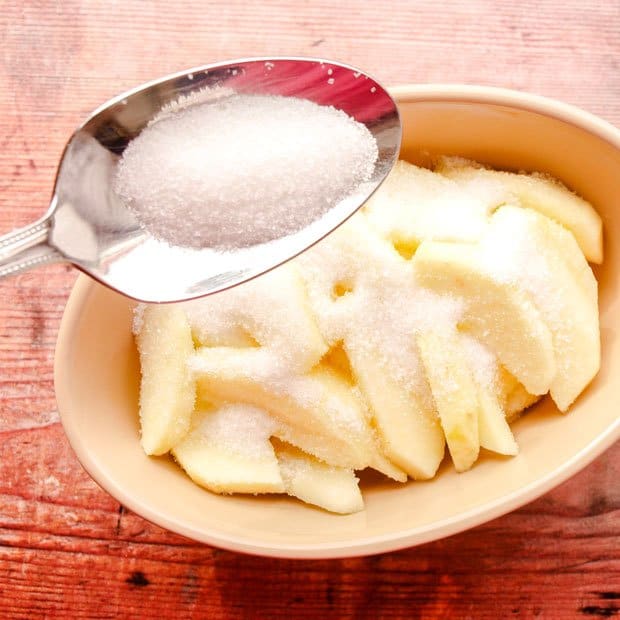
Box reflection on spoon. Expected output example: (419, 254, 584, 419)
(0, 57, 401, 302)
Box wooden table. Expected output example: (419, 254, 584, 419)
(1, 1, 618, 617)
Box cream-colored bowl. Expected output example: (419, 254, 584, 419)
(55, 85, 620, 559)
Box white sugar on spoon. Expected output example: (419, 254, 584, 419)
(0, 58, 401, 302)
(115, 92, 379, 250)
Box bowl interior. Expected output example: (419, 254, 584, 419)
(55, 88, 620, 558)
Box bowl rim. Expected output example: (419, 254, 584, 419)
(55, 84, 620, 559)
(389, 83, 620, 151)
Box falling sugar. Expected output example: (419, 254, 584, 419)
(114, 91, 378, 250)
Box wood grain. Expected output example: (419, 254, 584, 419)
(0, 1, 618, 618)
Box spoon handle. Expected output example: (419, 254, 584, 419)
(0, 217, 64, 278)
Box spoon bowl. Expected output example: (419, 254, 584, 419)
(0, 57, 400, 302)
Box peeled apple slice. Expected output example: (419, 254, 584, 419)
(484, 206, 600, 411)
(413, 240, 556, 396)
(476, 387, 518, 456)
(184, 263, 327, 374)
(273, 440, 364, 514)
(436, 156, 603, 263)
(454, 332, 518, 456)
(171, 405, 284, 495)
(363, 159, 490, 247)
(192, 351, 388, 473)
(135, 305, 195, 455)
(417, 330, 480, 472)
(345, 340, 445, 480)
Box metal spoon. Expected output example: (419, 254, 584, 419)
(0, 57, 401, 303)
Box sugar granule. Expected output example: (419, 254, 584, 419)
(296, 215, 465, 396)
(194, 404, 278, 459)
(114, 92, 378, 250)
(132, 303, 145, 335)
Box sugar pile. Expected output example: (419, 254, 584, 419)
(190, 404, 278, 459)
(295, 214, 468, 402)
(363, 160, 494, 244)
(184, 264, 327, 377)
(115, 92, 378, 249)
(182, 160, 512, 433)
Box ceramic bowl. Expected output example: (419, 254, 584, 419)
(55, 85, 620, 558)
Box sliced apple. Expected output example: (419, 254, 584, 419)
(496, 366, 541, 423)
(296, 216, 443, 479)
(416, 330, 480, 472)
(273, 440, 364, 514)
(191, 350, 387, 473)
(484, 206, 600, 411)
(532, 205, 598, 300)
(456, 332, 518, 455)
(436, 156, 603, 263)
(344, 340, 445, 479)
(184, 263, 327, 374)
(172, 405, 284, 494)
(363, 159, 490, 248)
(413, 240, 556, 396)
(505, 387, 540, 423)
(135, 304, 195, 455)
(476, 387, 518, 456)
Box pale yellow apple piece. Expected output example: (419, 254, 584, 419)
(436, 156, 603, 263)
(345, 342, 445, 479)
(184, 263, 327, 374)
(416, 330, 480, 472)
(413, 240, 556, 396)
(135, 305, 195, 455)
(476, 387, 518, 456)
(363, 159, 490, 249)
(485, 206, 600, 411)
(505, 388, 541, 423)
(273, 440, 364, 514)
(171, 405, 284, 494)
(191, 350, 391, 474)
(366, 452, 408, 482)
(534, 207, 598, 301)
(295, 216, 441, 480)
(496, 367, 541, 423)
(454, 332, 518, 455)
